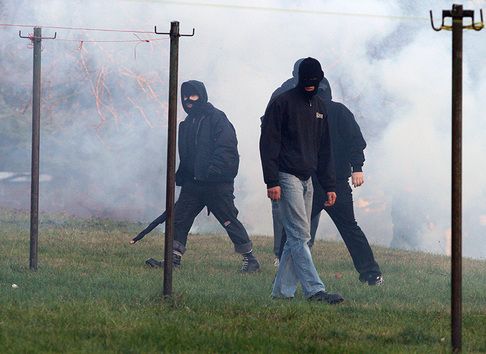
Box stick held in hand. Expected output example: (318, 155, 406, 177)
(130, 211, 167, 244)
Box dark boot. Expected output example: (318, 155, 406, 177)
(240, 252, 260, 273)
(145, 252, 182, 268)
(308, 291, 344, 304)
(359, 272, 384, 286)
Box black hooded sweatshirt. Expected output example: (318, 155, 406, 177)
(176, 80, 239, 186)
(267, 77, 366, 180)
(259, 87, 336, 192)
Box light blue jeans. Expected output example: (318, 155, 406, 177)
(271, 172, 326, 299)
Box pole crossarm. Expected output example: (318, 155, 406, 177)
(154, 25, 195, 37)
(430, 7, 484, 31)
(19, 30, 57, 40)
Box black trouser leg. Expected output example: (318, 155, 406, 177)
(309, 212, 321, 248)
(324, 181, 381, 275)
(272, 201, 284, 257)
(309, 188, 326, 248)
(173, 183, 205, 254)
(204, 183, 253, 254)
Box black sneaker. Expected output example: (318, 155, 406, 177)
(145, 258, 163, 268)
(359, 272, 384, 286)
(240, 256, 260, 273)
(308, 291, 344, 305)
(145, 253, 181, 268)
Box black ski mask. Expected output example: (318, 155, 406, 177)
(181, 86, 202, 114)
(297, 57, 324, 98)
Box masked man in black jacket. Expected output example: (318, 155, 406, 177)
(146, 80, 260, 272)
(270, 59, 383, 286)
(260, 58, 344, 304)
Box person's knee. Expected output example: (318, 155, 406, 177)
(285, 233, 311, 247)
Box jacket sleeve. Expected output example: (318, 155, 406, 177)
(175, 121, 186, 186)
(259, 101, 282, 188)
(316, 116, 336, 192)
(207, 113, 238, 178)
(337, 105, 366, 172)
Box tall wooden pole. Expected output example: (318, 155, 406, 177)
(163, 21, 180, 297)
(30, 27, 42, 271)
(450, 4, 463, 352)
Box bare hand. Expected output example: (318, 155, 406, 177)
(325, 192, 336, 207)
(267, 186, 281, 201)
(351, 172, 364, 188)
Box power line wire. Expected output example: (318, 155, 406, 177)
(0, 23, 154, 33)
(127, 0, 430, 21)
(1, 23, 169, 43)
(55, 37, 167, 43)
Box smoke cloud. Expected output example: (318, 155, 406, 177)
(0, 0, 485, 259)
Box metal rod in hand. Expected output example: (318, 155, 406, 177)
(163, 21, 180, 297)
(30, 27, 42, 271)
(451, 4, 463, 351)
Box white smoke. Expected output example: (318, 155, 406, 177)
(1, 0, 485, 259)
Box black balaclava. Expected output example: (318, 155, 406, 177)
(181, 85, 202, 114)
(297, 57, 324, 98)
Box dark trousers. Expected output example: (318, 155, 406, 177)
(278, 179, 381, 276)
(173, 181, 253, 255)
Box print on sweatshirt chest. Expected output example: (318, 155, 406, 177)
(286, 105, 325, 127)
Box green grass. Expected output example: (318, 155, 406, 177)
(1, 208, 485, 353)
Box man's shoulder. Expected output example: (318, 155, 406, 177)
(269, 88, 297, 106)
(205, 103, 232, 125)
(204, 103, 224, 117)
(269, 78, 295, 102)
(328, 100, 354, 119)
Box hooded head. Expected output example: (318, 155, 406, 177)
(181, 80, 208, 114)
(292, 58, 305, 79)
(290, 58, 331, 101)
(318, 76, 332, 102)
(297, 57, 324, 97)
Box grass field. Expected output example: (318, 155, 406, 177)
(1, 208, 485, 353)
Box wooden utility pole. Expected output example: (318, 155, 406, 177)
(19, 27, 56, 270)
(154, 21, 195, 297)
(430, 4, 483, 352)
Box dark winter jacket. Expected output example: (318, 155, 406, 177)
(176, 80, 239, 186)
(321, 83, 366, 180)
(268, 77, 366, 180)
(259, 87, 336, 192)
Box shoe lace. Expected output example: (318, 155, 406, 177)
(373, 275, 384, 285)
(241, 256, 249, 271)
(173, 253, 181, 266)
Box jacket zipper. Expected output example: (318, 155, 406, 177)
(194, 115, 207, 147)
(193, 115, 207, 180)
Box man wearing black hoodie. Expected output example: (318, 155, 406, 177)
(146, 80, 260, 272)
(270, 59, 383, 286)
(260, 58, 344, 304)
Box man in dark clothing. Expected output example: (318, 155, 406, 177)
(270, 60, 383, 286)
(147, 80, 260, 272)
(260, 57, 344, 304)
(309, 79, 382, 286)
(265, 58, 329, 264)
